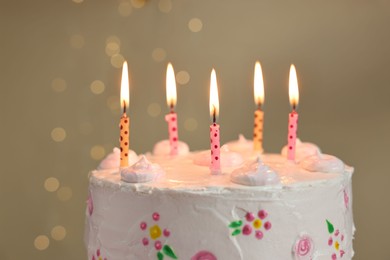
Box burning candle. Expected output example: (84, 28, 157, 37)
(253, 61, 265, 152)
(287, 64, 300, 161)
(209, 69, 221, 175)
(165, 63, 179, 155)
(120, 61, 130, 167)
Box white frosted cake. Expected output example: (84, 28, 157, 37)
(85, 139, 354, 260)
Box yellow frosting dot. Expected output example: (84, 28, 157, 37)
(335, 241, 340, 250)
(253, 219, 262, 229)
(150, 225, 161, 240)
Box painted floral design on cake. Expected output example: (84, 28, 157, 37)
(343, 189, 349, 210)
(292, 234, 314, 260)
(140, 212, 177, 260)
(87, 192, 93, 216)
(228, 209, 272, 240)
(191, 250, 217, 260)
(91, 249, 107, 260)
(326, 220, 345, 259)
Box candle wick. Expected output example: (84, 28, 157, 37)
(212, 105, 216, 123)
(123, 100, 127, 114)
(292, 103, 297, 112)
(257, 102, 263, 111)
(170, 102, 175, 113)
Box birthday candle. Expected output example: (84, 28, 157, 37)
(209, 69, 221, 174)
(165, 63, 179, 155)
(120, 61, 130, 167)
(287, 64, 300, 161)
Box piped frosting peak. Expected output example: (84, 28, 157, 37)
(281, 139, 321, 162)
(98, 148, 138, 170)
(153, 140, 190, 156)
(230, 156, 280, 186)
(193, 145, 244, 168)
(300, 154, 345, 174)
(121, 155, 164, 183)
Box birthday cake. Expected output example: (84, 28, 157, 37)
(84, 139, 354, 260)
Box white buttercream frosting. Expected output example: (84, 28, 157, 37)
(193, 145, 244, 168)
(225, 134, 254, 153)
(97, 148, 138, 170)
(281, 139, 321, 162)
(120, 155, 164, 183)
(300, 154, 345, 174)
(153, 139, 190, 156)
(231, 157, 280, 186)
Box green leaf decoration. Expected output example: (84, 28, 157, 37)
(228, 220, 243, 228)
(231, 229, 241, 236)
(157, 251, 164, 260)
(163, 245, 178, 259)
(326, 219, 334, 234)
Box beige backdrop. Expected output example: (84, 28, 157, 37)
(1, 0, 389, 259)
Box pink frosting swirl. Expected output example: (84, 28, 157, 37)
(191, 251, 217, 260)
(293, 235, 314, 260)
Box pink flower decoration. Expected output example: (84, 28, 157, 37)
(142, 237, 149, 246)
(242, 224, 252, 235)
(335, 229, 340, 236)
(293, 235, 314, 260)
(258, 210, 268, 219)
(245, 212, 255, 222)
(332, 253, 337, 260)
(87, 194, 93, 216)
(264, 221, 272, 230)
(153, 212, 160, 221)
(140, 222, 147, 230)
(191, 250, 217, 260)
(155, 240, 162, 250)
(255, 230, 263, 240)
(340, 250, 345, 257)
(163, 228, 170, 237)
(328, 237, 333, 246)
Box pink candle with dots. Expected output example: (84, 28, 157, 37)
(287, 64, 300, 161)
(209, 69, 221, 174)
(165, 63, 179, 155)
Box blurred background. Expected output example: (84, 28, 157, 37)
(1, 0, 389, 259)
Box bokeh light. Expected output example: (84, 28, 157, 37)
(51, 127, 66, 142)
(118, 1, 133, 17)
(72, 0, 84, 3)
(51, 78, 67, 92)
(90, 145, 106, 160)
(105, 42, 121, 57)
(158, 0, 172, 13)
(44, 177, 60, 192)
(184, 118, 198, 131)
(147, 103, 162, 117)
(57, 187, 73, 202)
(34, 235, 49, 250)
(111, 54, 125, 68)
(90, 80, 105, 95)
(131, 0, 146, 8)
(51, 225, 67, 241)
(188, 18, 203, 32)
(152, 48, 167, 62)
(70, 34, 85, 49)
(107, 96, 120, 113)
(176, 70, 190, 85)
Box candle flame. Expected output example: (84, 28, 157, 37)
(289, 64, 299, 109)
(254, 61, 264, 107)
(120, 61, 130, 113)
(209, 68, 219, 121)
(166, 62, 177, 109)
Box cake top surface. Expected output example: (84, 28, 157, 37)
(91, 150, 353, 194)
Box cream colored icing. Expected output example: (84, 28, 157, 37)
(153, 139, 190, 156)
(120, 155, 164, 183)
(300, 154, 347, 174)
(225, 134, 254, 153)
(230, 157, 280, 186)
(97, 148, 138, 170)
(193, 145, 244, 169)
(281, 139, 320, 162)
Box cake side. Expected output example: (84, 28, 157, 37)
(85, 153, 354, 260)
